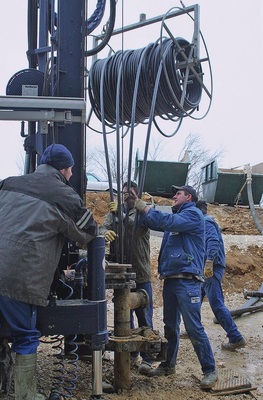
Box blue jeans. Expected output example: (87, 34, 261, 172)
(130, 282, 153, 363)
(162, 278, 215, 374)
(0, 296, 40, 354)
(201, 265, 243, 343)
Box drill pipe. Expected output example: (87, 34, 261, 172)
(113, 288, 149, 391)
(243, 289, 263, 299)
(114, 288, 131, 391)
(213, 302, 263, 323)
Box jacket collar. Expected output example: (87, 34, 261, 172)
(35, 164, 67, 184)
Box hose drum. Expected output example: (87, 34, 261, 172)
(88, 37, 203, 127)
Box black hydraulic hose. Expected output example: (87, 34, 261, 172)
(127, 42, 169, 263)
(27, 0, 38, 68)
(85, 0, 116, 57)
(122, 46, 152, 263)
(99, 59, 116, 202)
(74, 258, 88, 300)
(88, 37, 203, 127)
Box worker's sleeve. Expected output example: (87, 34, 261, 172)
(139, 207, 201, 233)
(98, 212, 114, 235)
(58, 208, 97, 244)
(205, 219, 221, 260)
(127, 209, 149, 237)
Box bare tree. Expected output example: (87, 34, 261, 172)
(86, 133, 224, 196)
(178, 133, 225, 196)
(148, 137, 166, 161)
(86, 144, 132, 182)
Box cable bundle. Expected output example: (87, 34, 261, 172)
(88, 37, 203, 127)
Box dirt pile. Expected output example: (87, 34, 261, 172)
(86, 192, 263, 296)
(85, 192, 263, 235)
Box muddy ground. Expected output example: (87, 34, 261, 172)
(2, 193, 263, 399)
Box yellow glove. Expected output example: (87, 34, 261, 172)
(109, 201, 118, 214)
(134, 198, 147, 212)
(204, 259, 214, 278)
(105, 230, 117, 242)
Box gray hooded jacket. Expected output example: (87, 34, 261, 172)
(0, 164, 97, 306)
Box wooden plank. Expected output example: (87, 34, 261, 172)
(211, 387, 257, 396)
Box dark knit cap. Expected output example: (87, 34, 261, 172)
(40, 144, 74, 170)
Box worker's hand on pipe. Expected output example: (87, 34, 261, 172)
(204, 259, 214, 278)
(105, 230, 117, 242)
(134, 198, 147, 213)
(123, 192, 130, 202)
(109, 201, 118, 214)
(123, 188, 138, 203)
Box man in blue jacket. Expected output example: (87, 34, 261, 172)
(196, 200, 246, 351)
(133, 185, 218, 389)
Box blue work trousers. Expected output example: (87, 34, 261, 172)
(0, 296, 40, 354)
(162, 278, 215, 374)
(130, 281, 153, 330)
(201, 266, 243, 343)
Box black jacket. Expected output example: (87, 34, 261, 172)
(0, 164, 97, 306)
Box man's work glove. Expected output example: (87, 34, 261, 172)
(109, 201, 118, 214)
(204, 259, 214, 278)
(134, 198, 147, 213)
(105, 230, 117, 242)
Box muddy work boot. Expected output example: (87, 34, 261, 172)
(146, 363, 175, 377)
(200, 370, 218, 389)
(138, 360, 153, 375)
(221, 338, 246, 351)
(179, 330, 189, 339)
(15, 353, 45, 400)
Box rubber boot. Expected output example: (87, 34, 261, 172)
(15, 353, 45, 400)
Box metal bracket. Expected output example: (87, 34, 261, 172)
(0, 95, 86, 124)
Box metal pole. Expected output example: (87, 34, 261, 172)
(113, 288, 131, 391)
(88, 236, 108, 397)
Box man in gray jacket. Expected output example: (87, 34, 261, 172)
(0, 143, 97, 399)
(99, 181, 153, 373)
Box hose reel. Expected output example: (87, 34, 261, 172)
(88, 37, 203, 127)
(87, 5, 213, 136)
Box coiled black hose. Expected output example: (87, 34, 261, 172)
(88, 37, 202, 127)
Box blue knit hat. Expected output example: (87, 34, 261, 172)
(40, 144, 74, 170)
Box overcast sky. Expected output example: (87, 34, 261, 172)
(0, 1, 263, 179)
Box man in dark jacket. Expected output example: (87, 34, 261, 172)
(0, 143, 97, 399)
(99, 181, 153, 373)
(132, 185, 218, 389)
(196, 200, 246, 351)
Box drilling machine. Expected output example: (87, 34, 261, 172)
(0, 1, 211, 398)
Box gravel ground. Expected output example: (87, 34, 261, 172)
(1, 234, 263, 400)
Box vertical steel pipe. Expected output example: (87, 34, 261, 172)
(113, 288, 131, 391)
(88, 236, 108, 396)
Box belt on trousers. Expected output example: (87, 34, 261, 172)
(163, 273, 205, 282)
(166, 273, 193, 279)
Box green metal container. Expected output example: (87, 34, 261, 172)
(135, 159, 190, 197)
(202, 162, 263, 205)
